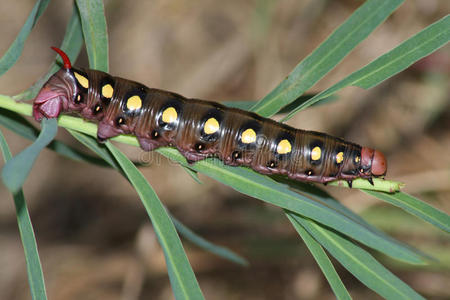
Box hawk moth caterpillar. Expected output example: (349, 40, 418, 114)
(33, 47, 387, 186)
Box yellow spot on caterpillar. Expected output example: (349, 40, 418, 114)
(95, 105, 101, 112)
(311, 146, 321, 161)
(126, 95, 142, 111)
(204, 118, 220, 134)
(162, 107, 178, 123)
(336, 152, 344, 164)
(277, 139, 292, 154)
(355, 156, 360, 163)
(74, 72, 89, 89)
(241, 128, 256, 144)
(102, 84, 113, 98)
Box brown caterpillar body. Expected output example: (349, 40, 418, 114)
(33, 48, 387, 185)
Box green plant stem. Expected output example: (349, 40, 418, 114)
(0, 95, 403, 192)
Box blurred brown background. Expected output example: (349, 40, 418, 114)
(0, 1, 449, 299)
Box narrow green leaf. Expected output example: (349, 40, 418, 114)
(222, 101, 256, 111)
(160, 150, 426, 265)
(291, 213, 425, 300)
(171, 215, 248, 266)
(0, 108, 37, 140)
(105, 142, 204, 299)
(181, 165, 203, 184)
(69, 130, 247, 267)
(283, 15, 450, 120)
(278, 178, 412, 251)
(250, 0, 404, 117)
(0, 130, 47, 300)
(365, 191, 450, 233)
(287, 213, 351, 300)
(0, 0, 51, 76)
(0, 97, 428, 264)
(0, 108, 110, 167)
(68, 129, 119, 169)
(14, 4, 84, 101)
(66, 130, 147, 168)
(75, 0, 109, 72)
(222, 94, 338, 113)
(1, 118, 57, 193)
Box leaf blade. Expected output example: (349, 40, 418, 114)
(250, 0, 404, 117)
(287, 213, 351, 300)
(70, 129, 248, 267)
(68, 129, 119, 169)
(1, 118, 57, 193)
(291, 213, 426, 300)
(0, 108, 110, 167)
(75, 0, 109, 72)
(283, 14, 450, 120)
(171, 215, 248, 266)
(105, 142, 204, 299)
(365, 191, 450, 233)
(0, 130, 47, 300)
(160, 150, 427, 265)
(0, 0, 51, 76)
(14, 4, 84, 101)
(0, 95, 430, 265)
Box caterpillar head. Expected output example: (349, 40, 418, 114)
(361, 147, 387, 177)
(33, 47, 80, 121)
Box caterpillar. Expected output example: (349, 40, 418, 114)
(33, 47, 387, 186)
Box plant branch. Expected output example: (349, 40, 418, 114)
(0, 95, 403, 192)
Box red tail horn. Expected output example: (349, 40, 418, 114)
(50, 46, 72, 69)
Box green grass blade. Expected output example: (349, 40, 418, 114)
(0, 109, 110, 167)
(0, 130, 47, 300)
(283, 14, 450, 120)
(287, 213, 351, 300)
(0, 0, 51, 76)
(171, 215, 248, 266)
(1, 118, 57, 193)
(291, 213, 425, 300)
(0, 96, 428, 265)
(365, 191, 450, 233)
(250, 0, 404, 117)
(14, 4, 84, 101)
(105, 142, 204, 299)
(75, 0, 109, 72)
